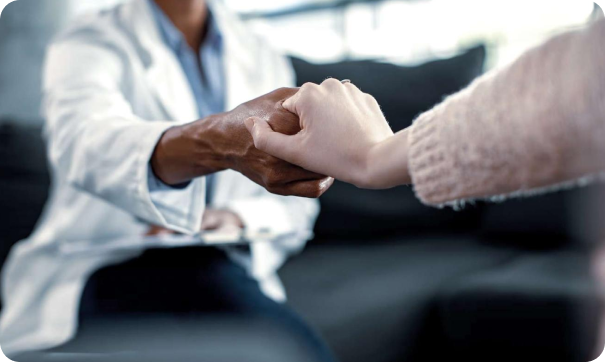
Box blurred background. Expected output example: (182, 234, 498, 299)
(0, 0, 601, 124)
(1, 1, 605, 362)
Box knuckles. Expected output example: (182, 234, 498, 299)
(261, 164, 286, 188)
(320, 78, 342, 88)
(297, 84, 322, 107)
(364, 92, 376, 102)
(299, 82, 322, 98)
(300, 82, 319, 91)
(271, 87, 299, 102)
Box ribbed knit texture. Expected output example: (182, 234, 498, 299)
(408, 19, 605, 207)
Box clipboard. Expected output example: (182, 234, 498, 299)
(58, 228, 293, 256)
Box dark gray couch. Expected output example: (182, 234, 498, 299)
(0, 46, 602, 362)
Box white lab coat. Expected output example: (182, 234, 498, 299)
(0, 0, 318, 356)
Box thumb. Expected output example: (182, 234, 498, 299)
(244, 117, 300, 163)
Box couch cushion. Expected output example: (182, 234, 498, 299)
(478, 183, 605, 248)
(437, 249, 601, 361)
(280, 236, 518, 362)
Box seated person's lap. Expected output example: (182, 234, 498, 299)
(32, 247, 335, 362)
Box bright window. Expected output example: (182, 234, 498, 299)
(71, 0, 598, 67)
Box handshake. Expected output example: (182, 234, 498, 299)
(152, 79, 403, 198)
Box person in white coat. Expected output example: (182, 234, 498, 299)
(0, 0, 335, 360)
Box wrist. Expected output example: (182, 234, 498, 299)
(150, 126, 183, 185)
(353, 142, 385, 189)
(355, 128, 412, 189)
(187, 114, 235, 172)
(151, 116, 231, 185)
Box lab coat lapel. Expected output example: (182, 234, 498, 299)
(209, 0, 263, 111)
(124, 0, 267, 204)
(124, 0, 198, 123)
(146, 55, 198, 123)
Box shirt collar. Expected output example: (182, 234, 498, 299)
(147, 0, 222, 54)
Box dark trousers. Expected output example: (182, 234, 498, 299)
(21, 247, 336, 362)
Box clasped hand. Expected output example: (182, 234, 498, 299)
(151, 87, 334, 198)
(246, 79, 411, 191)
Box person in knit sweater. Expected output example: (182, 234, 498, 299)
(246, 18, 605, 356)
(245, 18, 605, 206)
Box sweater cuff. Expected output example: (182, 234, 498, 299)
(408, 107, 458, 207)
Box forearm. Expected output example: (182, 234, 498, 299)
(407, 19, 605, 206)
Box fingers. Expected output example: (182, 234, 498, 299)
(145, 225, 175, 236)
(276, 162, 329, 183)
(284, 79, 360, 116)
(282, 86, 304, 115)
(271, 177, 335, 198)
(245, 117, 301, 164)
(283, 83, 311, 115)
(323, 78, 380, 112)
(201, 215, 219, 230)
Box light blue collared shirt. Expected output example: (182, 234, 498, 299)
(148, 0, 225, 204)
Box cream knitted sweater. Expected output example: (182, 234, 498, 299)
(408, 19, 605, 207)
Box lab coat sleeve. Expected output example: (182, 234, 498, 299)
(42, 38, 205, 234)
(147, 166, 203, 232)
(225, 184, 319, 297)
